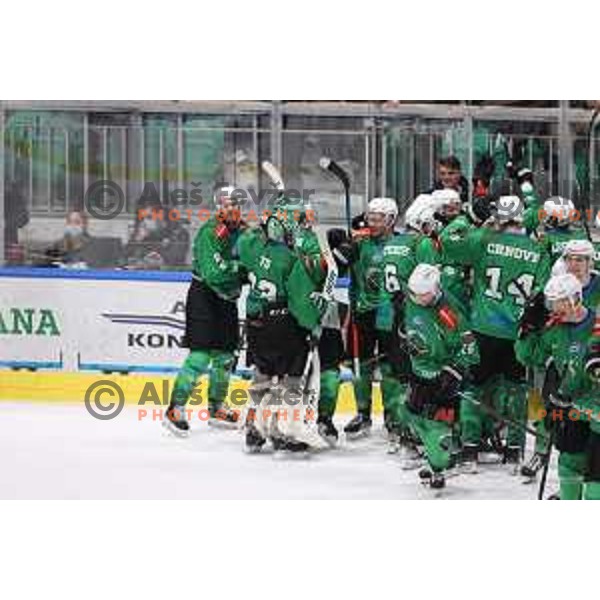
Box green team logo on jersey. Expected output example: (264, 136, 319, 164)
(406, 328, 428, 356)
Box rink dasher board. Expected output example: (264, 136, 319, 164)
(0, 267, 347, 372)
(0, 267, 359, 408)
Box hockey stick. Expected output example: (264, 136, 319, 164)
(319, 157, 351, 233)
(537, 427, 555, 500)
(261, 160, 285, 194)
(319, 157, 360, 378)
(456, 391, 541, 440)
(261, 160, 338, 393)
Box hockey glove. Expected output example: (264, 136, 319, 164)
(439, 365, 464, 397)
(518, 291, 548, 338)
(326, 228, 348, 250)
(470, 196, 495, 224)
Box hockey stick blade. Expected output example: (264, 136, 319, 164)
(319, 157, 350, 188)
(261, 160, 286, 192)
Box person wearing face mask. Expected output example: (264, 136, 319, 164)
(44, 210, 91, 267)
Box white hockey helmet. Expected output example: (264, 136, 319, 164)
(405, 194, 439, 233)
(432, 188, 461, 209)
(367, 197, 398, 226)
(542, 196, 575, 227)
(495, 195, 524, 223)
(563, 239, 595, 260)
(408, 263, 442, 297)
(544, 273, 582, 309)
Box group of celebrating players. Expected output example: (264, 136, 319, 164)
(163, 156, 600, 499)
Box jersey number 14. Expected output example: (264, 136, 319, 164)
(484, 267, 534, 305)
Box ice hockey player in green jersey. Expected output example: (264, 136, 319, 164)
(287, 218, 344, 445)
(165, 187, 245, 435)
(522, 239, 600, 480)
(239, 202, 330, 453)
(537, 197, 588, 263)
(430, 188, 475, 306)
(327, 197, 415, 448)
(516, 273, 600, 499)
(441, 195, 551, 471)
(404, 264, 480, 489)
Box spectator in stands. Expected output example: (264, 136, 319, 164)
(125, 197, 190, 268)
(3, 179, 29, 264)
(428, 155, 470, 204)
(42, 210, 93, 267)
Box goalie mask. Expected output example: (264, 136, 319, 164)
(367, 197, 398, 235)
(543, 196, 575, 228)
(544, 273, 584, 319)
(262, 201, 310, 247)
(408, 263, 442, 306)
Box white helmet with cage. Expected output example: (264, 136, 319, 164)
(542, 196, 575, 227)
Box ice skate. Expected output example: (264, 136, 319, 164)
(343, 413, 372, 440)
(163, 405, 190, 437)
(208, 403, 240, 430)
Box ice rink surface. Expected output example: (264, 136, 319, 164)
(0, 402, 559, 500)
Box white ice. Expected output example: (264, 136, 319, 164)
(0, 402, 559, 499)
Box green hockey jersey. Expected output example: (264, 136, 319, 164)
(540, 227, 589, 264)
(442, 226, 551, 340)
(237, 227, 296, 318)
(346, 230, 425, 328)
(191, 217, 243, 300)
(405, 292, 479, 381)
(515, 309, 600, 414)
(286, 228, 330, 332)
